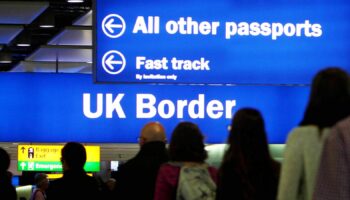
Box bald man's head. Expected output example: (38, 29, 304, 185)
(139, 122, 166, 146)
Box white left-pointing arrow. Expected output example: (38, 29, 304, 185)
(105, 18, 123, 33)
(102, 50, 126, 75)
(105, 55, 123, 70)
(102, 14, 126, 38)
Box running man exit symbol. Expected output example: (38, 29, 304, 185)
(28, 147, 34, 159)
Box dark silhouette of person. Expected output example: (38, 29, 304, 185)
(100, 178, 116, 200)
(216, 108, 280, 200)
(46, 142, 100, 200)
(114, 121, 169, 200)
(0, 147, 17, 200)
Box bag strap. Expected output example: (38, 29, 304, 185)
(30, 189, 39, 200)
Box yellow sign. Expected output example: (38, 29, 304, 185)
(47, 173, 93, 179)
(18, 145, 100, 162)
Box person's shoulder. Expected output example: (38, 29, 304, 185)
(46, 177, 65, 199)
(112, 160, 137, 181)
(116, 157, 141, 173)
(160, 162, 181, 169)
(328, 116, 350, 142)
(84, 173, 99, 183)
(33, 188, 44, 199)
(158, 162, 181, 175)
(48, 177, 64, 188)
(0, 182, 17, 200)
(335, 116, 350, 132)
(122, 153, 144, 166)
(291, 125, 318, 134)
(287, 125, 320, 141)
(271, 160, 281, 174)
(271, 159, 281, 167)
(75, 174, 100, 192)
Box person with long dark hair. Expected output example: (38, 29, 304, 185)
(278, 67, 350, 200)
(216, 108, 280, 200)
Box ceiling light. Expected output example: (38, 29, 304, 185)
(16, 33, 32, 47)
(0, 53, 12, 63)
(39, 25, 54, 28)
(0, 60, 11, 64)
(17, 44, 31, 47)
(67, 0, 84, 3)
(39, 12, 55, 28)
(17, 40, 31, 47)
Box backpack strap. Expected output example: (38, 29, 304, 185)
(30, 189, 39, 200)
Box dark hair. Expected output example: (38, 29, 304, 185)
(300, 67, 350, 129)
(0, 147, 10, 172)
(218, 108, 278, 199)
(34, 173, 48, 187)
(168, 122, 207, 162)
(61, 142, 87, 170)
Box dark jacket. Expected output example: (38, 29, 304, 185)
(114, 141, 169, 200)
(46, 169, 100, 200)
(0, 172, 17, 200)
(216, 160, 280, 200)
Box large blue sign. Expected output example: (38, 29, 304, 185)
(0, 73, 309, 144)
(95, 0, 350, 84)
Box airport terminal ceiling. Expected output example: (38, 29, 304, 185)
(0, 0, 92, 72)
